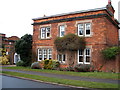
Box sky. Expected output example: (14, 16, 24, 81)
(0, 0, 119, 38)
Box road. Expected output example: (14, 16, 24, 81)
(1, 75, 69, 89)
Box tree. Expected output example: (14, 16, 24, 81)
(15, 34, 32, 66)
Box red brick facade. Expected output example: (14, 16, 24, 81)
(0, 33, 19, 64)
(32, 3, 120, 72)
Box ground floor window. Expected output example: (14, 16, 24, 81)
(57, 54, 66, 63)
(78, 48, 91, 64)
(38, 48, 52, 61)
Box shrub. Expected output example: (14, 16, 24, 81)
(43, 59, 60, 69)
(31, 62, 41, 69)
(74, 64, 94, 72)
(102, 47, 120, 60)
(0, 56, 10, 65)
(16, 60, 24, 66)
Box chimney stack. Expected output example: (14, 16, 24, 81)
(108, 0, 111, 5)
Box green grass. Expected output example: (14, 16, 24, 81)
(1, 71, 119, 89)
(2, 66, 119, 80)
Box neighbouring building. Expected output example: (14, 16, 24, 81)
(118, 1, 120, 45)
(32, 0, 120, 72)
(0, 33, 20, 64)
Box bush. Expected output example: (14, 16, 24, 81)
(31, 62, 41, 69)
(102, 47, 120, 60)
(16, 60, 24, 66)
(43, 59, 60, 69)
(74, 64, 94, 72)
(0, 56, 10, 65)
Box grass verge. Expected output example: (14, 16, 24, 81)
(2, 66, 119, 80)
(1, 71, 119, 88)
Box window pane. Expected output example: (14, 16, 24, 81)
(86, 56, 90, 62)
(44, 55, 47, 60)
(43, 49, 47, 54)
(78, 24, 84, 36)
(79, 49, 83, 55)
(46, 27, 50, 38)
(39, 49, 42, 54)
(85, 23, 91, 35)
(58, 54, 62, 61)
(79, 56, 83, 62)
(49, 55, 52, 60)
(39, 55, 42, 60)
(61, 31, 65, 36)
(41, 28, 46, 38)
(63, 54, 65, 61)
(48, 49, 52, 54)
(86, 30, 90, 35)
(60, 25, 65, 37)
(86, 48, 90, 55)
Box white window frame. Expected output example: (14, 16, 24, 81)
(38, 48, 52, 61)
(43, 49, 47, 60)
(46, 27, 51, 38)
(78, 23, 91, 37)
(40, 27, 51, 39)
(84, 48, 91, 64)
(41, 27, 46, 39)
(38, 49, 42, 61)
(59, 25, 65, 37)
(78, 24, 84, 37)
(48, 49, 52, 60)
(78, 48, 91, 64)
(85, 23, 91, 36)
(57, 54, 65, 63)
(78, 49, 84, 64)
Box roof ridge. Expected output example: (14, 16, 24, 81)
(32, 7, 106, 20)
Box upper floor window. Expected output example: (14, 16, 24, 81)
(78, 23, 91, 37)
(59, 25, 65, 37)
(78, 48, 91, 64)
(41, 27, 51, 39)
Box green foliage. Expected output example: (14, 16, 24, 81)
(16, 60, 24, 66)
(102, 47, 120, 60)
(15, 34, 32, 66)
(54, 33, 86, 51)
(43, 59, 60, 69)
(31, 62, 41, 69)
(74, 64, 94, 72)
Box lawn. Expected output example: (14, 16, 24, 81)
(2, 66, 119, 80)
(1, 71, 119, 88)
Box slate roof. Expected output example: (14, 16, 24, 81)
(32, 7, 107, 20)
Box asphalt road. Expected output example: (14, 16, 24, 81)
(1, 75, 68, 88)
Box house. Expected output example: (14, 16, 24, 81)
(0, 33, 20, 64)
(32, 1, 120, 72)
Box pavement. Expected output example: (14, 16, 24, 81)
(1, 68, 119, 84)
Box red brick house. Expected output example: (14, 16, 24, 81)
(0, 33, 20, 64)
(32, 1, 120, 72)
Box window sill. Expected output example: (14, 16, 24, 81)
(40, 38, 52, 40)
(78, 35, 92, 38)
(78, 62, 90, 64)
